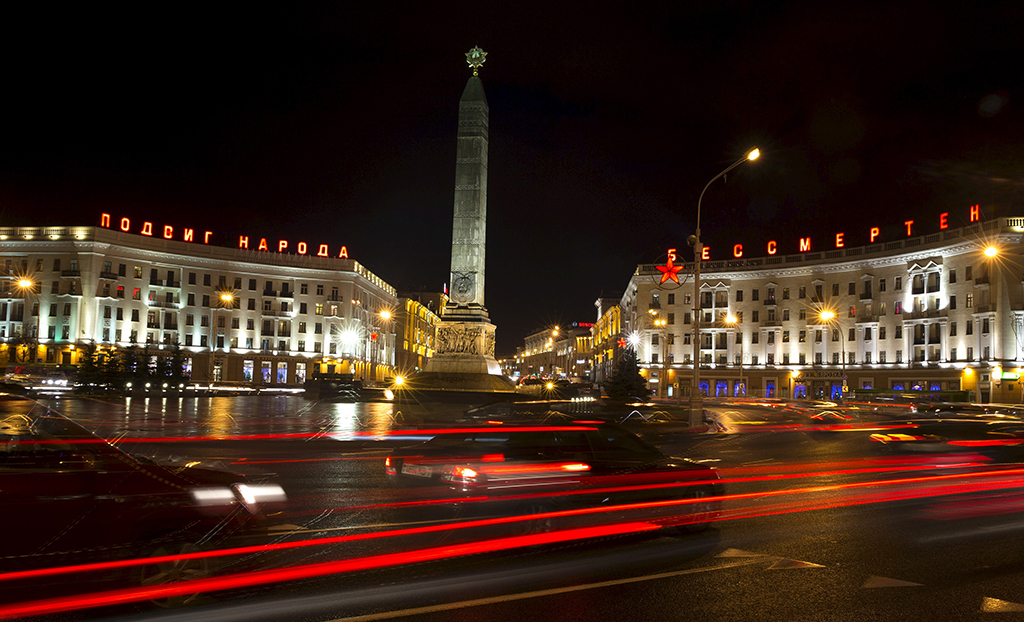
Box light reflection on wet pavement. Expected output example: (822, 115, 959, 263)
(36, 396, 472, 440)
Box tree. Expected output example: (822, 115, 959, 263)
(602, 347, 649, 403)
(75, 343, 101, 390)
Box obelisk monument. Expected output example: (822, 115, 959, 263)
(423, 47, 504, 380)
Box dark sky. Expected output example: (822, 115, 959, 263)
(2, 4, 1023, 356)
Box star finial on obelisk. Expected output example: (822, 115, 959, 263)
(466, 46, 487, 77)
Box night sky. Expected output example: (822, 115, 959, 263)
(3, 4, 1023, 356)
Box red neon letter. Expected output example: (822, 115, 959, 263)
(799, 237, 811, 252)
(733, 244, 743, 258)
(204, 231, 212, 244)
(297, 242, 307, 254)
(667, 248, 677, 262)
(278, 240, 288, 253)
(100, 213, 111, 228)
(701, 247, 710, 261)
(767, 241, 777, 255)
(904, 220, 914, 236)
(970, 204, 980, 222)
(338, 246, 349, 259)
(258, 238, 269, 251)
(141, 222, 153, 236)
(835, 233, 844, 248)
(939, 212, 949, 229)
(184, 228, 194, 242)
(239, 236, 249, 249)
(120, 218, 131, 232)
(317, 244, 329, 257)
(870, 227, 880, 242)
(163, 226, 173, 239)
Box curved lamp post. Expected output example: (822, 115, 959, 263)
(689, 149, 759, 426)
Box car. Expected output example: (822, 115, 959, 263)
(869, 417, 1024, 457)
(0, 394, 285, 608)
(385, 420, 722, 534)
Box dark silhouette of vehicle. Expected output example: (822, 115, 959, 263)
(386, 420, 722, 534)
(0, 394, 285, 608)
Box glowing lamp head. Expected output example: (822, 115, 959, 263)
(820, 310, 836, 322)
(17, 279, 33, 289)
(380, 310, 392, 321)
(747, 148, 760, 161)
(220, 293, 233, 303)
(394, 376, 404, 386)
(985, 246, 998, 258)
(726, 315, 737, 324)
(791, 370, 800, 378)
(964, 368, 974, 377)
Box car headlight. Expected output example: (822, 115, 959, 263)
(191, 484, 286, 514)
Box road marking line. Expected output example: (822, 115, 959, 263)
(325, 558, 769, 621)
(982, 597, 1024, 612)
(766, 558, 825, 570)
(862, 575, 922, 588)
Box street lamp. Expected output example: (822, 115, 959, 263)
(16, 278, 40, 363)
(726, 314, 744, 396)
(689, 148, 760, 426)
(820, 309, 846, 401)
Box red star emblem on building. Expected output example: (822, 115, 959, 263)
(617, 338, 627, 348)
(656, 257, 683, 283)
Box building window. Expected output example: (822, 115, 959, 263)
(736, 290, 743, 302)
(879, 351, 886, 363)
(798, 330, 805, 342)
(314, 323, 323, 334)
(752, 289, 759, 301)
(967, 346, 973, 360)
(201, 315, 210, 327)
(782, 353, 790, 365)
(894, 301, 902, 314)
(316, 285, 324, 296)
(879, 279, 886, 292)
(966, 294, 974, 308)
(950, 348, 957, 361)
(895, 326, 902, 339)
(667, 293, 675, 305)
(186, 314, 194, 326)
(263, 300, 271, 311)
(864, 352, 872, 364)
(966, 321, 974, 335)
(984, 346, 990, 360)
(950, 322, 957, 336)
(949, 269, 956, 284)
(966, 266, 973, 280)
(982, 318, 990, 334)
(752, 310, 759, 322)
(768, 332, 775, 344)
(247, 318, 255, 330)
(131, 309, 140, 322)
(751, 332, 759, 344)
(848, 328, 855, 341)
(315, 303, 324, 315)
(116, 307, 123, 320)
(203, 274, 211, 286)
(783, 288, 790, 300)
(864, 327, 872, 340)
(202, 294, 210, 307)
(667, 312, 675, 325)
(949, 295, 956, 310)
(799, 287, 806, 299)
(879, 327, 886, 339)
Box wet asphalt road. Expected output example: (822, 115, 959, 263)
(22, 397, 1024, 621)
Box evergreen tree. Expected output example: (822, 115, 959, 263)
(75, 343, 101, 390)
(602, 347, 649, 403)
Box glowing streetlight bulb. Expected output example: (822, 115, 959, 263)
(17, 279, 33, 289)
(747, 148, 760, 161)
(380, 310, 392, 321)
(820, 310, 836, 321)
(985, 246, 998, 257)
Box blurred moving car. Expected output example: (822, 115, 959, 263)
(386, 421, 722, 533)
(869, 417, 1024, 457)
(0, 394, 285, 607)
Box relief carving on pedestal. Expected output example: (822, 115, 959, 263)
(484, 331, 495, 357)
(437, 325, 482, 355)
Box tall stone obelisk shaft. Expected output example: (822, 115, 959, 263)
(424, 48, 502, 377)
(448, 76, 489, 310)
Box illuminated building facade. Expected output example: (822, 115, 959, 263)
(0, 225, 398, 386)
(621, 216, 1024, 403)
(394, 291, 447, 374)
(591, 297, 623, 388)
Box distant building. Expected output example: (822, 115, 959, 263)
(619, 216, 1024, 403)
(592, 297, 623, 389)
(394, 290, 447, 375)
(0, 225, 398, 386)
